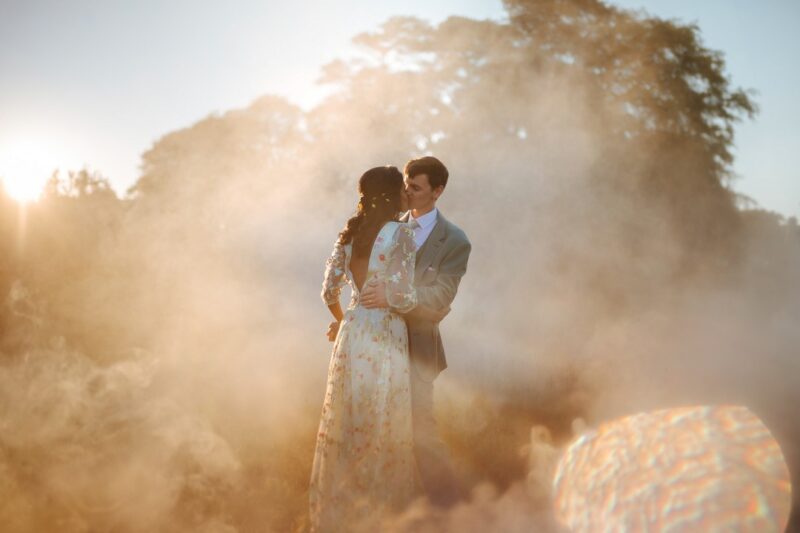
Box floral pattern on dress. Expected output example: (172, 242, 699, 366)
(310, 222, 418, 532)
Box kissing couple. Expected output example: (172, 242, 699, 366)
(309, 156, 472, 531)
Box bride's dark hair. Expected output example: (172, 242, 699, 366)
(339, 166, 404, 257)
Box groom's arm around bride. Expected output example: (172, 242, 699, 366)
(400, 229, 470, 324)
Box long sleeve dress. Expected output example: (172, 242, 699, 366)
(309, 221, 418, 532)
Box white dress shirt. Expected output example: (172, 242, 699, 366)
(408, 208, 438, 250)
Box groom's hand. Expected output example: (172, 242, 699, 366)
(360, 280, 388, 309)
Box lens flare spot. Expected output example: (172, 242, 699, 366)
(553, 405, 792, 532)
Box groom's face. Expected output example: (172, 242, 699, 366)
(404, 173, 443, 212)
(399, 186, 409, 211)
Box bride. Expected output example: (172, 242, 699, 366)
(309, 165, 419, 531)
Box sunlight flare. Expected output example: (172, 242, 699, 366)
(1, 176, 45, 203)
(0, 138, 59, 203)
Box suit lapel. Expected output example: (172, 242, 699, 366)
(415, 212, 447, 278)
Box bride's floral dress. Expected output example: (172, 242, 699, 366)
(309, 221, 418, 532)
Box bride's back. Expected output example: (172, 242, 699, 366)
(349, 253, 370, 292)
(346, 221, 400, 294)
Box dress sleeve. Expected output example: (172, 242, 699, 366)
(385, 225, 417, 313)
(321, 240, 347, 305)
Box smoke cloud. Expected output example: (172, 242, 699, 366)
(1, 1, 798, 531)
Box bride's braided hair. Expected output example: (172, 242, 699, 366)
(339, 166, 404, 257)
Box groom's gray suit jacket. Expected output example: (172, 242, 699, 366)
(399, 211, 471, 382)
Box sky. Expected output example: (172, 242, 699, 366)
(0, 0, 797, 217)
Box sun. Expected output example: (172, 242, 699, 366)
(1, 175, 45, 203)
(0, 138, 55, 203)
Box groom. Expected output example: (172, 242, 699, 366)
(360, 156, 471, 506)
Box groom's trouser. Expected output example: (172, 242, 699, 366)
(409, 366, 463, 506)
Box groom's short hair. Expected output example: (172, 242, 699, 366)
(405, 156, 449, 190)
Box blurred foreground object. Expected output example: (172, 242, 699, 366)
(553, 405, 791, 532)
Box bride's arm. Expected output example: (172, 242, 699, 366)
(384, 226, 418, 313)
(325, 303, 344, 341)
(327, 302, 344, 322)
(322, 240, 347, 339)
